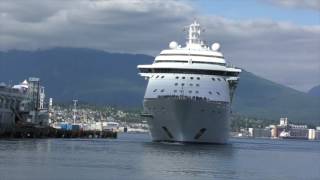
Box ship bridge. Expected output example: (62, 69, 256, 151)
(138, 20, 241, 78)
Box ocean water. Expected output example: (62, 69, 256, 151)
(0, 133, 319, 180)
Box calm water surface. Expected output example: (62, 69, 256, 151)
(0, 133, 319, 180)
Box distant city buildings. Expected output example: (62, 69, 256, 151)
(48, 102, 149, 133)
(246, 117, 320, 140)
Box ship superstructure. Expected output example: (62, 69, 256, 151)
(138, 21, 241, 143)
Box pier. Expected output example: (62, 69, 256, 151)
(0, 125, 117, 139)
(1, 77, 119, 140)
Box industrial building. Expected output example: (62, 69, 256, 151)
(248, 127, 271, 138)
(248, 118, 318, 140)
(0, 77, 48, 136)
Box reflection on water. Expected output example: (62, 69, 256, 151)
(0, 133, 319, 180)
(141, 142, 235, 179)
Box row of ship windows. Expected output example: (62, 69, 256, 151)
(175, 83, 199, 87)
(149, 107, 223, 113)
(152, 89, 221, 95)
(152, 75, 224, 81)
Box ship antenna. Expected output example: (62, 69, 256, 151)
(73, 99, 78, 124)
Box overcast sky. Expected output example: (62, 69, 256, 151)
(0, 0, 319, 92)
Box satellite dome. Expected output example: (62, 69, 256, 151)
(169, 41, 178, 49)
(211, 43, 220, 51)
(22, 80, 28, 85)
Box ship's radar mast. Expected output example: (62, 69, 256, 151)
(168, 21, 222, 51)
(186, 20, 205, 49)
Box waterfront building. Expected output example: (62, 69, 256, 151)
(0, 78, 49, 135)
(269, 118, 310, 139)
(289, 128, 308, 139)
(315, 130, 320, 140)
(308, 129, 316, 140)
(249, 127, 271, 138)
(279, 117, 288, 126)
(0, 83, 27, 134)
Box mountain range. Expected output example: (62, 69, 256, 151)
(308, 85, 320, 97)
(0, 48, 319, 125)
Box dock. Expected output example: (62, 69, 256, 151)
(1, 77, 118, 139)
(0, 125, 117, 139)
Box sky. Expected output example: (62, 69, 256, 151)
(0, 0, 319, 92)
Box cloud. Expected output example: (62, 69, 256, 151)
(264, 0, 320, 11)
(0, 0, 319, 92)
(198, 16, 320, 91)
(0, 0, 194, 53)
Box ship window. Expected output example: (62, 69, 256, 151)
(189, 90, 192, 93)
(208, 91, 212, 95)
(161, 76, 164, 78)
(182, 77, 185, 79)
(174, 90, 177, 93)
(156, 75, 159, 78)
(189, 83, 193, 86)
(197, 77, 200, 80)
(217, 78, 221, 81)
(212, 78, 215, 81)
(176, 76, 179, 79)
(174, 83, 178, 86)
(190, 77, 194, 80)
(153, 89, 157, 92)
(160, 89, 165, 92)
(195, 90, 199, 94)
(180, 90, 184, 93)
(216, 92, 220, 95)
(196, 84, 199, 87)
(181, 83, 185, 86)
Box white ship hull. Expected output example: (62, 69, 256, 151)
(143, 98, 230, 144)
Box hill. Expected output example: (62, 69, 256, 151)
(0, 48, 150, 106)
(233, 71, 319, 124)
(308, 85, 320, 97)
(0, 48, 319, 124)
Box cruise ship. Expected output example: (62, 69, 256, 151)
(137, 21, 241, 144)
